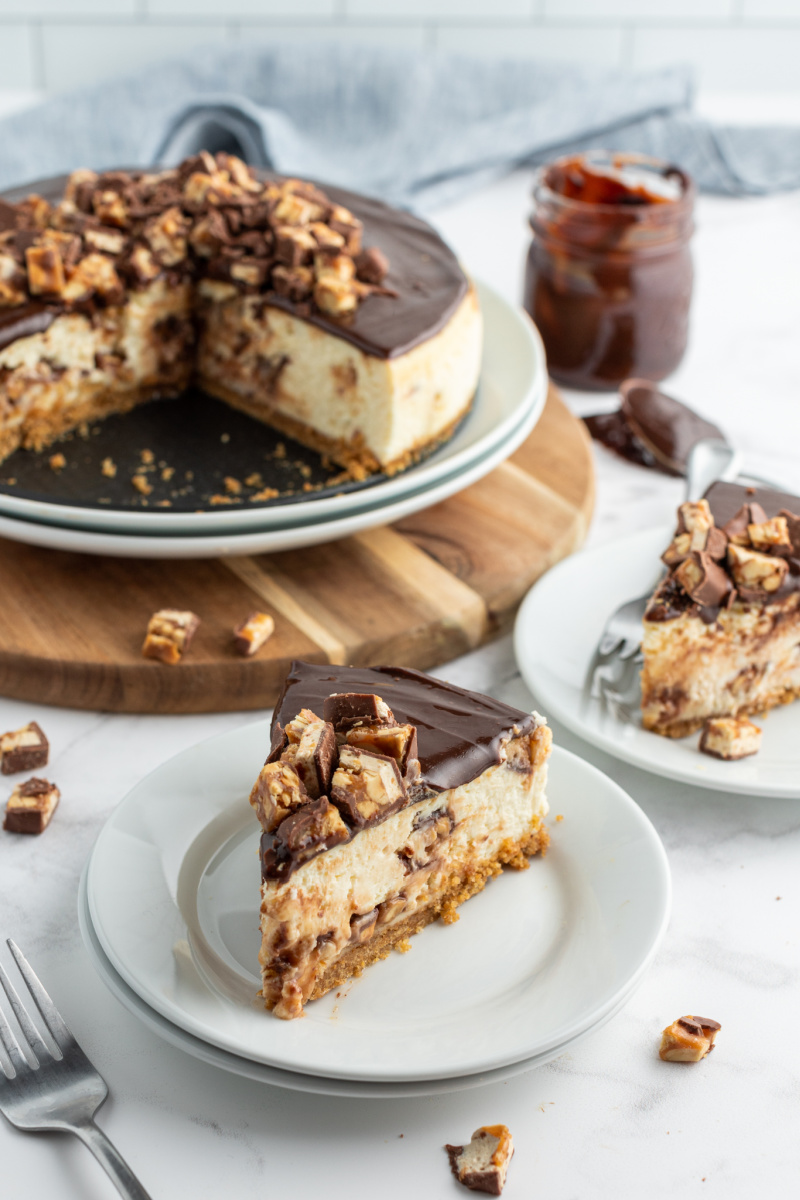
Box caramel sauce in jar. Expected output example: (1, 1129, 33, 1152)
(524, 152, 695, 391)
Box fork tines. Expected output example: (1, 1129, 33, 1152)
(0, 940, 70, 1077)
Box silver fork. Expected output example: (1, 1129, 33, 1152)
(0, 939, 153, 1200)
(582, 439, 744, 721)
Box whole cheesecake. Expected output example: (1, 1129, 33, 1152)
(0, 154, 482, 476)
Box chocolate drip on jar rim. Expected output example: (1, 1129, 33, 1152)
(271, 661, 538, 794)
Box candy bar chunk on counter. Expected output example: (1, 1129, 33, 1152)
(659, 1015, 721, 1062)
(445, 1126, 515, 1195)
(0, 721, 49, 775)
(233, 611, 275, 657)
(3, 777, 60, 834)
(699, 716, 762, 760)
(142, 609, 200, 665)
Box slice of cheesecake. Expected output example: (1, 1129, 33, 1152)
(642, 482, 800, 737)
(249, 662, 551, 1020)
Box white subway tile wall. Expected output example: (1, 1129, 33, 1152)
(0, 23, 35, 90)
(0, 0, 799, 94)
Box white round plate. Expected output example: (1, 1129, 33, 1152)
(515, 526, 800, 798)
(86, 719, 670, 1082)
(0, 372, 540, 558)
(79, 867, 639, 1097)
(0, 279, 546, 537)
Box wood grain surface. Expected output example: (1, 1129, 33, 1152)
(0, 386, 594, 713)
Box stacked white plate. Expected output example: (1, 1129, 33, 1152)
(81, 720, 671, 1096)
(0, 280, 547, 559)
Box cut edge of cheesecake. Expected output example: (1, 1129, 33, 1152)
(306, 821, 549, 1007)
(250, 661, 552, 1020)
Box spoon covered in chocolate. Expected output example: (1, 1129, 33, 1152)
(585, 378, 726, 476)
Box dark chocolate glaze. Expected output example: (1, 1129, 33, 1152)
(271, 661, 537, 794)
(583, 410, 658, 471)
(646, 481, 800, 622)
(0, 171, 468, 361)
(705, 480, 800, 529)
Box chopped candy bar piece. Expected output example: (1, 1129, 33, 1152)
(3, 777, 60, 834)
(330, 744, 407, 829)
(659, 1015, 721, 1062)
(445, 1126, 515, 1195)
(249, 760, 308, 833)
(0, 721, 49, 775)
(699, 716, 762, 760)
(283, 710, 336, 799)
(269, 796, 350, 870)
(345, 722, 418, 775)
(142, 609, 200, 665)
(233, 611, 275, 657)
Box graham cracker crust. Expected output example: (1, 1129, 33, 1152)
(0, 380, 186, 462)
(307, 822, 549, 1004)
(644, 683, 800, 738)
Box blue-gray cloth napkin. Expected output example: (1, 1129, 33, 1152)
(1, 42, 798, 210)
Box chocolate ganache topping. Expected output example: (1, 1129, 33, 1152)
(271, 661, 538, 794)
(0, 169, 467, 360)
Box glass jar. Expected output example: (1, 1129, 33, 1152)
(523, 151, 695, 391)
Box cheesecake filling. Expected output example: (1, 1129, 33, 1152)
(0, 281, 191, 460)
(196, 283, 481, 475)
(258, 734, 550, 1020)
(642, 595, 800, 736)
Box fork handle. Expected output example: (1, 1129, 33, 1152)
(72, 1119, 154, 1200)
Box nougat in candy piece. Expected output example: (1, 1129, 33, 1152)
(0, 721, 49, 775)
(445, 1125, 514, 1195)
(142, 609, 200, 664)
(659, 1014, 721, 1062)
(3, 777, 60, 834)
(233, 611, 275, 657)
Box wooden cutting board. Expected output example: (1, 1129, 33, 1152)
(0, 386, 593, 714)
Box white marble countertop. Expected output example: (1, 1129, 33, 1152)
(3, 105, 800, 1200)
